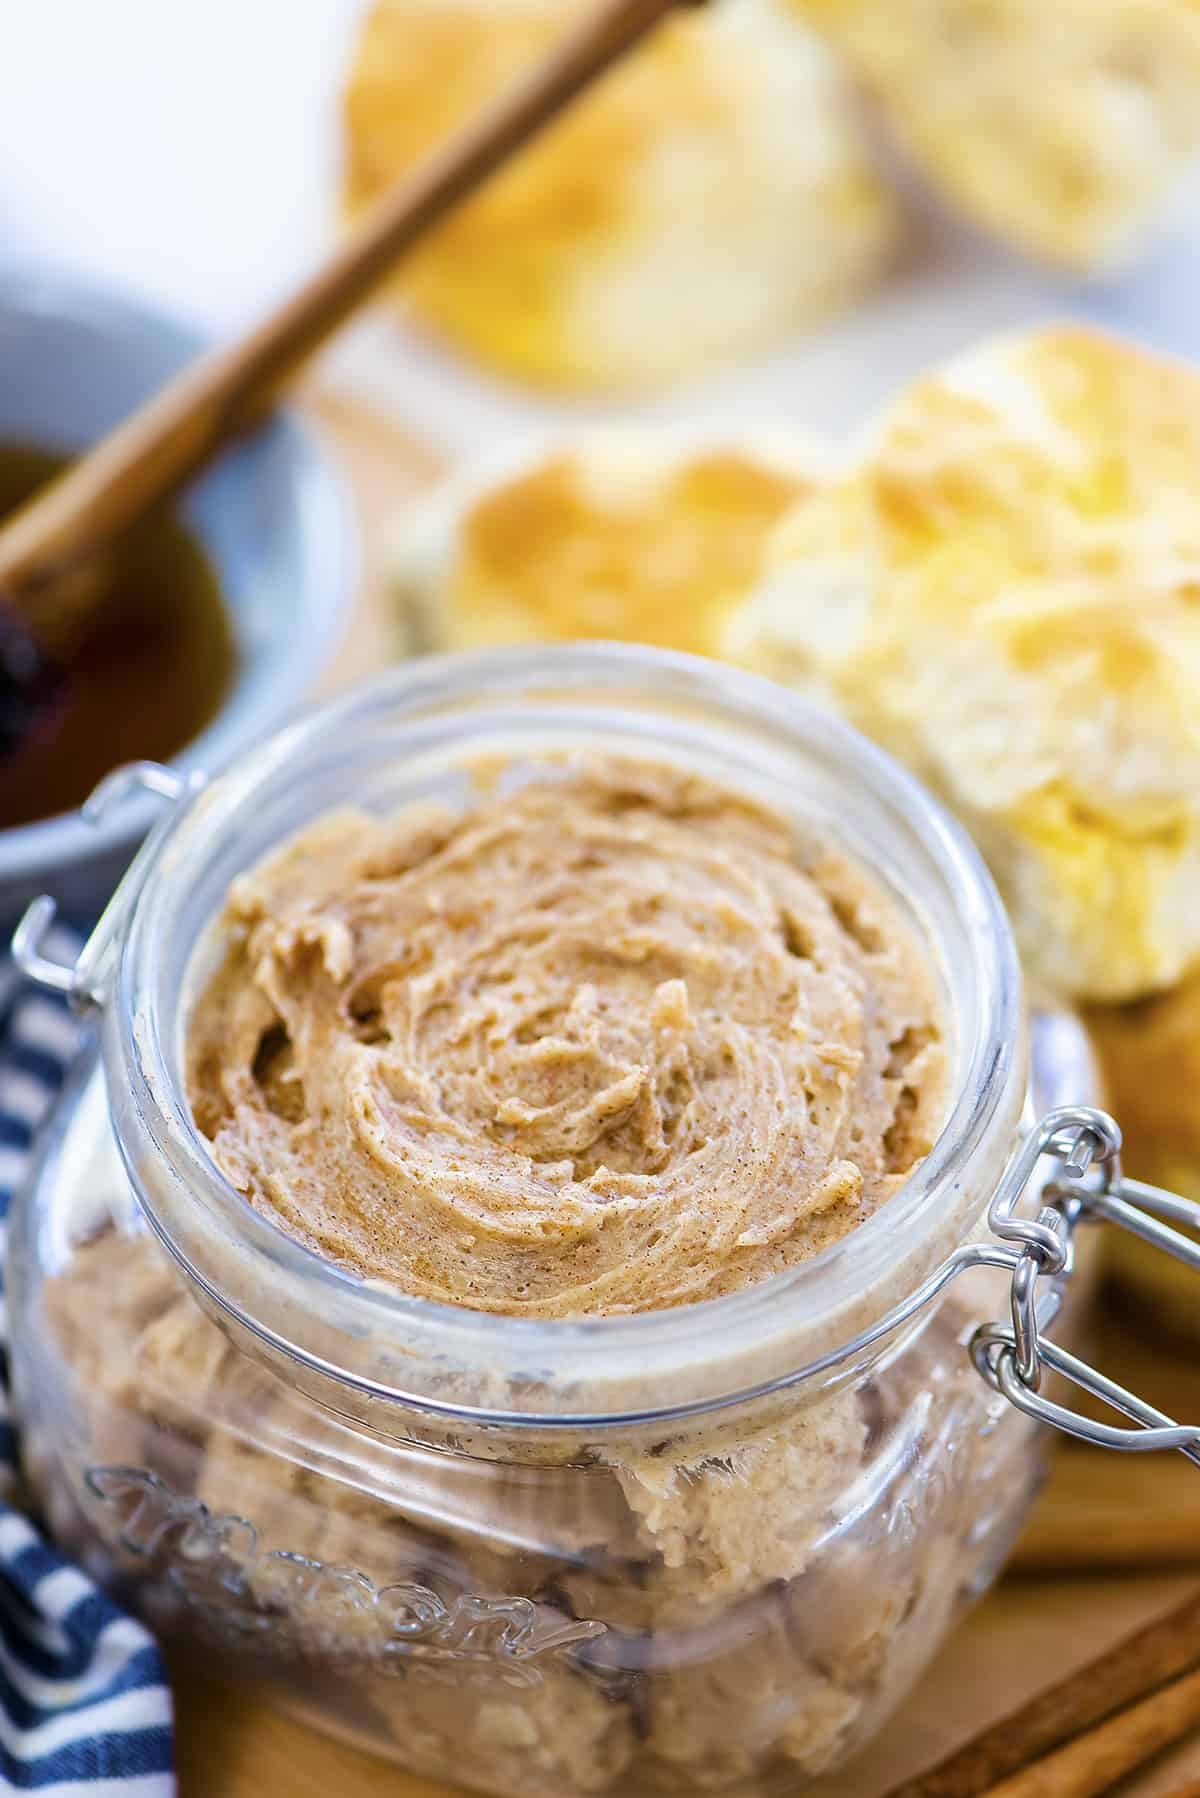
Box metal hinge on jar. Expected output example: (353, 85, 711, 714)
(971, 1106, 1200, 1464)
(12, 760, 205, 1010)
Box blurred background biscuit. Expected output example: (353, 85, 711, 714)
(732, 325, 1200, 1003)
(343, 0, 902, 393)
(391, 433, 815, 657)
(790, 0, 1200, 271)
(1088, 977, 1200, 1342)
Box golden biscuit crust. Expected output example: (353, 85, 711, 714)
(1088, 977, 1200, 1338)
(344, 0, 900, 391)
(733, 326, 1200, 1002)
(791, 0, 1200, 270)
(392, 435, 815, 657)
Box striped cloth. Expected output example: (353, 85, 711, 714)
(0, 936, 175, 1795)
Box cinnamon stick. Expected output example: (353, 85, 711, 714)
(981, 1665, 1200, 1797)
(884, 1591, 1200, 1797)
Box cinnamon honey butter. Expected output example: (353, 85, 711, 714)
(16, 654, 1073, 1798)
(186, 755, 949, 1315)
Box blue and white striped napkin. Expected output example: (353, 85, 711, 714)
(0, 937, 174, 1795)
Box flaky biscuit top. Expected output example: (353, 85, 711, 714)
(343, 0, 899, 391)
(393, 439, 812, 661)
(735, 326, 1200, 1000)
(789, 0, 1200, 270)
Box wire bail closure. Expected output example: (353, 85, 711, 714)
(11, 760, 204, 1011)
(972, 1105, 1200, 1463)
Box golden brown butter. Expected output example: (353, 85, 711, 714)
(186, 757, 947, 1315)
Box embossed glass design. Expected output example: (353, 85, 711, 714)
(10, 649, 1089, 1797)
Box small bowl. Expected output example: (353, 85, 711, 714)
(0, 266, 356, 924)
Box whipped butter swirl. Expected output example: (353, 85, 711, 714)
(187, 757, 947, 1316)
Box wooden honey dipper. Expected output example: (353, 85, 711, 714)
(0, 0, 705, 759)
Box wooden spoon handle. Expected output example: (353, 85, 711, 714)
(0, 0, 694, 605)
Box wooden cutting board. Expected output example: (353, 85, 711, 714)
(168, 387, 1200, 1796)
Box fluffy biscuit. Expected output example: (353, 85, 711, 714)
(1088, 980, 1200, 1339)
(733, 326, 1200, 1002)
(791, 0, 1200, 270)
(343, 0, 900, 392)
(391, 433, 816, 657)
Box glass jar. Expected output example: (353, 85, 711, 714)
(8, 647, 1192, 1798)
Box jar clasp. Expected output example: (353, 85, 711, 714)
(12, 760, 205, 1010)
(972, 1105, 1200, 1465)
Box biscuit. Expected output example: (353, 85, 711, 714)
(791, 0, 1200, 270)
(343, 0, 901, 392)
(1088, 980, 1200, 1340)
(732, 325, 1200, 1002)
(391, 433, 816, 657)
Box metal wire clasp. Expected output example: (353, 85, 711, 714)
(972, 1105, 1200, 1464)
(11, 760, 205, 1009)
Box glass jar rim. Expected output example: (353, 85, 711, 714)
(109, 643, 1023, 1427)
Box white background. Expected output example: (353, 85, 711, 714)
(0, 0, 361, 332)
(4, 0, 1200, 456)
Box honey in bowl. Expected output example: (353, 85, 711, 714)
(0, 443, 235, 831)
